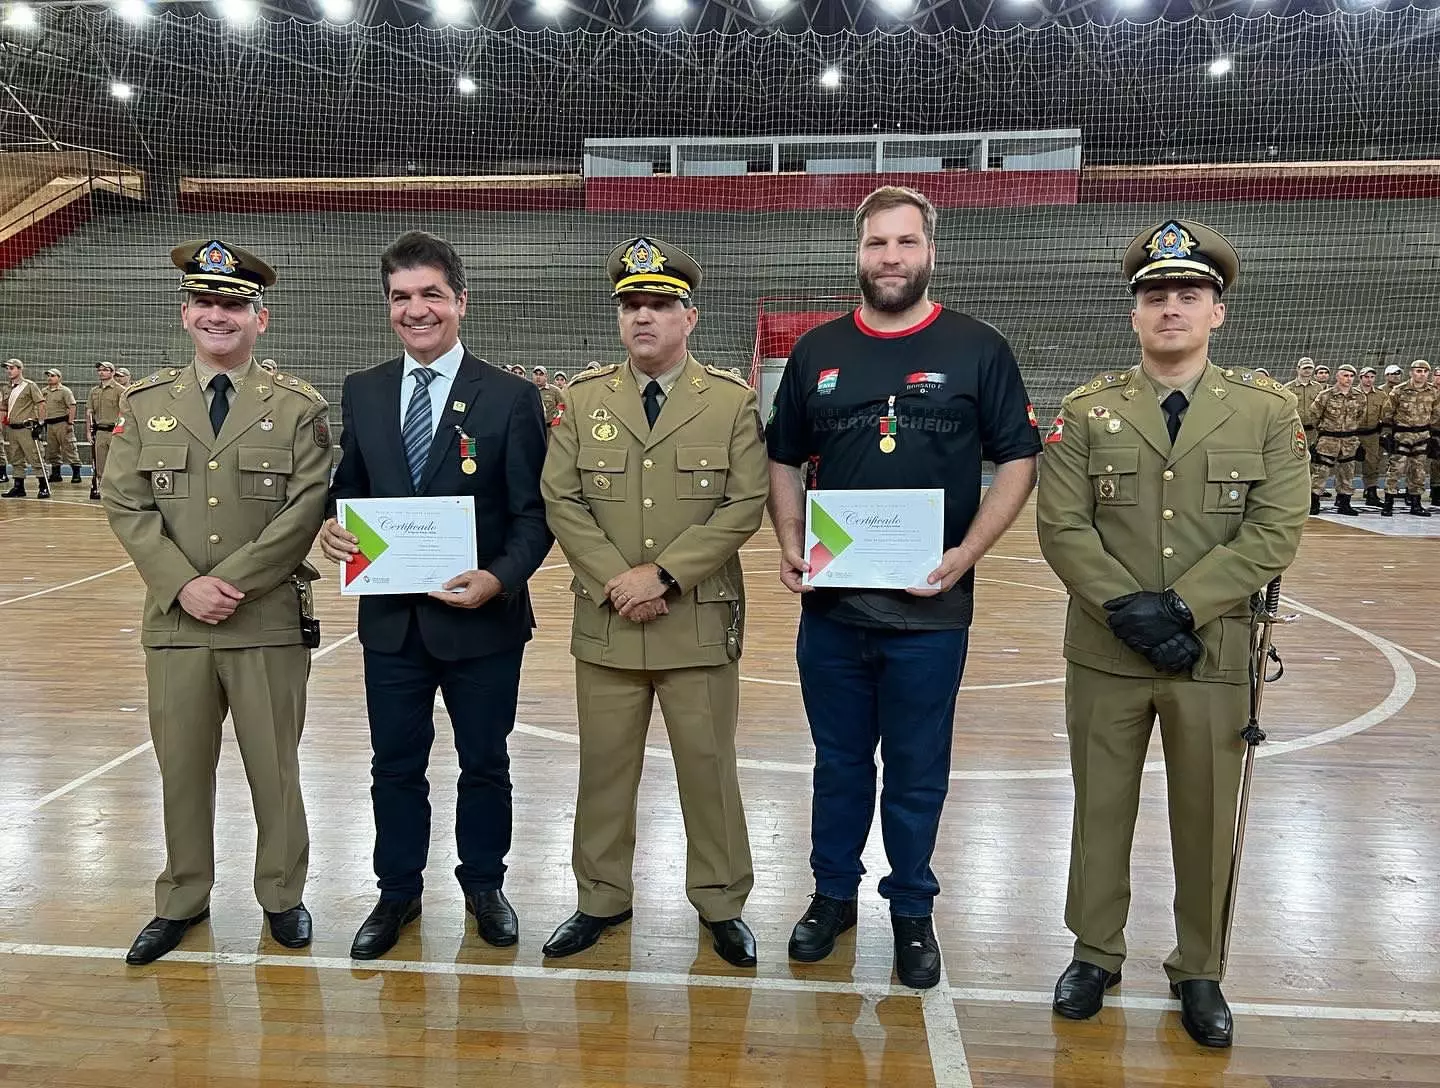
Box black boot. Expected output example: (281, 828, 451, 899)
(0, 466, 8, 483)
(47, 465, 61, 483)
(2, 479, 24, 498)
(1432, 485, 1440, 507)
(36, 477, 50, 499)
(1410, 495, 1431, 518)
(1309, 494, 1321, 515)
(1382, 495, 1394, 517)
(89, 482, 100, 501)
(1335, 494, 1359, 516)
(70, 463, 82, 483)
(1364, 486, 1381, 507)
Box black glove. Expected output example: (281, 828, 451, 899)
(1103, 589, 1194, 653)
(1143, 630, 1204, 674)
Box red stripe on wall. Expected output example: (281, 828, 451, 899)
(0, 201, 92, 274)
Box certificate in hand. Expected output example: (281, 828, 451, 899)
(803, 489, 945, 590)
(338, 497, 478, 596)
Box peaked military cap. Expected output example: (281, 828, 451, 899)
(44, 368, 62, 377)
(1359, 366, 1376, 376)
(1336, 363, 1357, 375)
(607, 236, 703, 301)
(1411, 359, 1432, 371)
(1123, 219, 1239, 294)
(170, 238, 277, 301)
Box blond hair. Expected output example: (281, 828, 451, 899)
(854, 186, 937, 242)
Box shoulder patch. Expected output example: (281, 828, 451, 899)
(704, 364, 750, 388)
(272, 373, 327, 405)
(567, 363, 620, 387)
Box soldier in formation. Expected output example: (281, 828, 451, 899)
(1309, 363, 1366, 515)
(1380, 358, 1437, 517)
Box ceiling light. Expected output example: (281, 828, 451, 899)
(4, 2, 38, 30)
(318, 0, 354, 19)
(755, 0, 788, 10)
(456, 75, 478, 95)
(1208, 55, 1233, 78)
(654, 0, 688, 17)
(109, 81, 135, 100)
(876, 0, 913, 13)
(819, 66, 842, 89)
(432, 0, 470, 22)
(114, 0, 152, 24)
(535, 0, 565, 13)
(218, 0, 261, 25)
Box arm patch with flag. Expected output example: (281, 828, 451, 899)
(1045, 414, 1065, 444)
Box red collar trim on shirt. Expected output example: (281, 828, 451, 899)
(853, 302, 942, 339)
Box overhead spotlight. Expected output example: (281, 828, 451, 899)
(1208, 55, 1233, 78)
(456, 75, 478, 95)
(819, 66, 842, 89)
(535, 0, 565, 14)
(755, 0, 788, 10)
(3, 2, 38, 30)
(218, 0, 261, 25)
(432, 0, 470, 22)
(114, 0, 152, 24)
(654, 0, 688, 17)
(109, 81, 135, 100)
(318, 0, 354, 19)
(876, 0, 913, 13)
(1114, 0, 1143, 9)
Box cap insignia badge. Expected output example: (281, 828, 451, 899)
(1147, 221, 1195, 261)
(621, 238, 667, 275)
(196, 241, 237, 274)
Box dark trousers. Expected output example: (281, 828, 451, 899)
(796, 610, 969, 917)
(362, 621, 523, 899)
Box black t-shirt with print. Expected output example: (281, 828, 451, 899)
(766, 305, 1041, 630)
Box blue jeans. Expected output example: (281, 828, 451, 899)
(796, 610, 969, 917)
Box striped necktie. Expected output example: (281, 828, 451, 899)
(402, 367, 438, 489)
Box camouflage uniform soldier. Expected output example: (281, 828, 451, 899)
(1309, 364, 1366, 516)
(1356, 367, 1389, 506)
(1380, 358, 1437, 517)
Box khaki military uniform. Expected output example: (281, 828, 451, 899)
(42, 383, 79, 468)
(539, 383, 562, 430)
(89, 378, 125, 481)
(1284, 378, 1320, 457)
(1309, 385, 1367, 496)
(4, 378, 46, 478)
(1037, 362, 1309, 981)
(1359, 386, 1390, 490)
(541, 356, 768, 921)
(101, 360, 331, 919)
(1382, 383, 1438, 498)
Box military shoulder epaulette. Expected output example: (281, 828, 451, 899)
(705, 364, 750, 388)
(1221, 367, 1292, 398)
(271, 373, 327, 404)
(567, 363, 619, 386)
(125, 368, 180, 394)
(1063, 371, 1130, 403)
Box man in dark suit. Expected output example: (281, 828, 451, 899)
(319, 231, 551, 959)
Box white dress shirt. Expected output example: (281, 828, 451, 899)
(400, 339, 465, 439)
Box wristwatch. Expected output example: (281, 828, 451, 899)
(656, 566, 678, 592)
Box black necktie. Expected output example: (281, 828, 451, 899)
(643, 380, 663, 429)
(1162, 389, 1187, 445)
(209, 373, 232, 436)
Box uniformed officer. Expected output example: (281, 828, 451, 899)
(1309, 363, 1366, 515)
(1380, 358, 1437, 517)
(1283, 358, 1319, 459)
(115, 367, 132, 388)
(1356, 366, 1389, 506)
(3, 359, 50, 499)
(1313, 364, 1331, 388)
(41, 368, 82, 485)
(533, 366, 562, 430)
(540, 236, 769, 967)
(1382, 364, 1404, 394)
(88, 361, 125, 501)
(101, 238, 332, 965)
(1036, 219, 1309, 1048)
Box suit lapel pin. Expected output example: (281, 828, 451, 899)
(452, 401, 466, 413)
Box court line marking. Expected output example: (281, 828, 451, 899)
(0, 941, 1435, 1026)
(0, 561, 134, 607)
(924, 964, 972, 1088)
(23, 630, 360, 813)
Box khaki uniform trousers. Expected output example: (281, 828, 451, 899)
(5, 425, 42, 475)
(572, 659, 753, 921)
(45, 421, 78, 466)
(1064, 662, 1246, 982)
(0, 429, 8, 471)
(1361, 434, 1383, 489)
(145, 644, 311, 919)
(93, 430, 113, 480)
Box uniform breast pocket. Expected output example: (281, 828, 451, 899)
(1204, 450, 1266, 513)
(579, 446, 627, 501)
(141, 445, 189, 500)
(1088, 446, 1140, 506)
(676, 445, 728, 500)
(238, 447, 292, 501)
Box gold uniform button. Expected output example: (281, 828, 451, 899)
(1105, 464, 1114, 473)
(1162, 509, 1174, 520)
(263, 478, 274, 487)
(207, 497, 219, 507)
(644, 538, 655, 548)
(1162, 546, 1174, 558)
(596, 460, 606, 468)
(643, 458, 654, 469)
(643, 498, 653, 508)
(1162, 470, 1175, 481)
(699, 459, 709, 467)
(209, 533, 221, 544)
(1230, 470, 1240, 480)
(261, 461, 271, 469)
(700, 479, 710, 488)
(207, 460, 219, 471)
(155, 460, 165, 468)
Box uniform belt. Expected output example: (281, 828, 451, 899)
(1357, 425, 1380, 436)
(44, 416, 68, 425)
(6, 422, 36, 430)
(1394, 424, 1429, 434)
(93, 423, 115, 432)
(1318, 429, 1360, 438)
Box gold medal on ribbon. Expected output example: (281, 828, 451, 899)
(461, 458, 477, 475)
(879, 435, 896, 454)
(878, 394, 898, 453)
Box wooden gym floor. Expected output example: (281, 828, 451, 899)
(2, 490, 1438, 1087)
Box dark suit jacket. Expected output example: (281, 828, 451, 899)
(329, 350, 552, 661)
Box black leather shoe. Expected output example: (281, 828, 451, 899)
(787, 894, 858, 962)
(703, 917, 757, 967)
(1171, 979, 1233, 1048)
(541, 909, 632, 958)
(464, 889, 518, 947)
(350, 897, 421, 960)
(1052, 960, 1122, 1020)
(265, 903, 313, 948)
(125, 908, 211, 965)
(892, 915, 941, 990)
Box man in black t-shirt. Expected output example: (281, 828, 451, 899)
(765, 186, 1041, 989)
